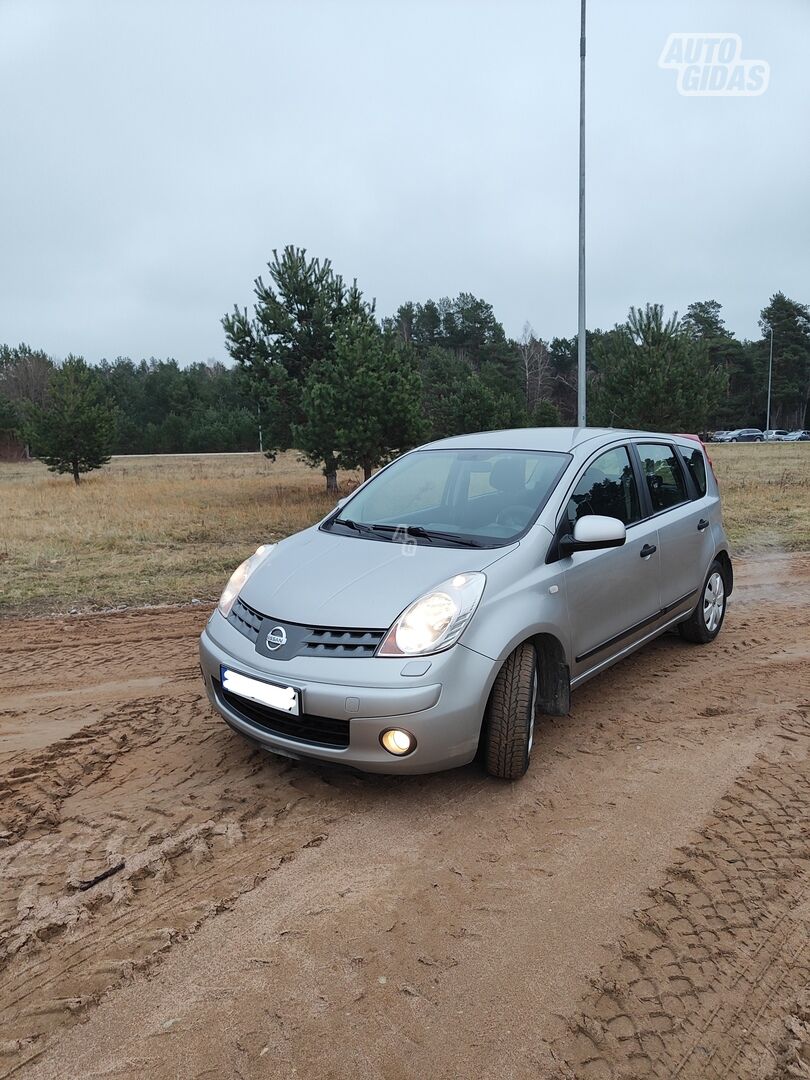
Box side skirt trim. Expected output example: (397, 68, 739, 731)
(571, 608, 694, 689)
(574, 589, 698, 665)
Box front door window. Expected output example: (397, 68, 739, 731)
(564, 446, 641, 530)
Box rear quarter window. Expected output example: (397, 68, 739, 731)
(682, 446, 708, 497)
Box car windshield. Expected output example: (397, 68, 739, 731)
(324, 448, 570, 547)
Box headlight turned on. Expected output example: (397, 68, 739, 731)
(217, 544, 275, 618)
(377, 572, 486, 656)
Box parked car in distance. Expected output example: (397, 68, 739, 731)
(200, 428, 733, 780)
(783, 430, 810, 441)
(716, 428, 764, 443)
(708, 431, 727, 442)
(763, 430, 789, 441)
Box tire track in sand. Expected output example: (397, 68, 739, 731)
(1, 557, 809, 1078)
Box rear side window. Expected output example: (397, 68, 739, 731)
(636, 443, 689, 512)
(565, 446, 641, 527)
(682, 447, 707, 497)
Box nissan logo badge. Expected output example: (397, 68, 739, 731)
(266, 625, 287, 651)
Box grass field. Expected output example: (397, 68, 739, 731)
(710, 442, 810, 555)
(0, 453, 362, 614)
(0, 443, 807, 615)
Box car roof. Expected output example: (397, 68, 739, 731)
(417, 427, 697, 454)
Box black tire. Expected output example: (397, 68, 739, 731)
(679, 559, 727, 644)
(482, 642, 538, 780)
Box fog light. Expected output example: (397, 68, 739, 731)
(380, 728, 416, 756)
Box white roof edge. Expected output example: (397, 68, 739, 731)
(415, 427, 698, 453)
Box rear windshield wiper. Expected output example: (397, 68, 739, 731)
(367, 524, 483, 547)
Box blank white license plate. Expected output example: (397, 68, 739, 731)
(221, 667, 300, 715)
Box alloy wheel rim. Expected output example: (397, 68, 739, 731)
(703, 572, 725, 632)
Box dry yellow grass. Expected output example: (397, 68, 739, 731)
(710, 442, 810, 554)
(0, 453, 361, 614)
(0, 443, 807, 615)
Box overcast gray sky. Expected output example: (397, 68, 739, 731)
(1, 0, 807, 365)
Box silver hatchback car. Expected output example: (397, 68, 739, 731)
(199, 428, 732, 779)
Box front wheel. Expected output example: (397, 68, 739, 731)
(679, 560, 727, 643)
(482, 642, 538, 780)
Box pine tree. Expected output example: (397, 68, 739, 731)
(529, 399, 561, 426)
(222, 247, 374, 493)
(0, 395, 18, 443)
(589, 304, 727, 433)
(682, 300, 729, 342)
(419, 347, 520, 439)
(26, 356, 114, 483)
(299, 322, 426, 481)
(759, 293, 810, 429)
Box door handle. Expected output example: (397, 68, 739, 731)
(697, 518, 710, 531)
(640, 543, 657, 558)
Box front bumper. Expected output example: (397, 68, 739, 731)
(199, 609, 499, 774)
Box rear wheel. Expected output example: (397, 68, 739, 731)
(679, 560, 727, 643)
(483, 642, 538, 780)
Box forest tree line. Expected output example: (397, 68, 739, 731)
(1, 246, 808, 484)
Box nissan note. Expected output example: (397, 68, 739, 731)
(199, 428, 732, 779)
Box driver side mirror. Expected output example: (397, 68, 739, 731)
(559, 515, 626, 557)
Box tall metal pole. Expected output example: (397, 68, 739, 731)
(766, 326, 773, 431)
(577, 0, 587, 427)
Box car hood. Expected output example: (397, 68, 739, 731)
(239, 525, 516, 628)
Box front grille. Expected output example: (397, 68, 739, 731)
(227, 596, 385, 657)
(228, 597, 263, 642)
(301, 627, 385, 657)
(214, 679, 350, 748)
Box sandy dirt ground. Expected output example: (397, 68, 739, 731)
(1, 553, 809, 1079)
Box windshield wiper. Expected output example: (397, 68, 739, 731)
(333, 518, 482, 547)
(333, 517, 376, 536)
(367, 524, 483, 547)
